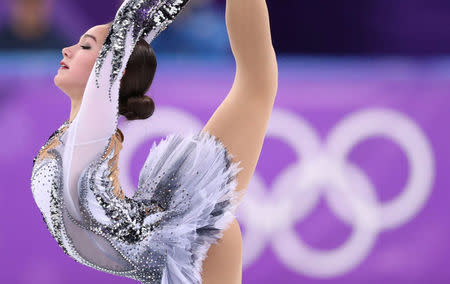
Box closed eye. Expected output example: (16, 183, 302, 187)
(81, 45, 91, 50)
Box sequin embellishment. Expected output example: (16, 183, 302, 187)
(77, 141, 166, 245)
(95, 0, 190, 101)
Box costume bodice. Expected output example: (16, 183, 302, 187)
(31, 119, 244, 283)
(31, 121, 142, 278)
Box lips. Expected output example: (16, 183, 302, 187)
(60, 61, 69, 69)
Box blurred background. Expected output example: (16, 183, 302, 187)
(0, 0, 449, 283)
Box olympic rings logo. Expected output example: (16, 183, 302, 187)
(118, 107, 435, 278)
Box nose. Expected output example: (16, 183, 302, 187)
(62, 46, 71, 58)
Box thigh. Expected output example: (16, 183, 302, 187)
(201, 218, 243, 284)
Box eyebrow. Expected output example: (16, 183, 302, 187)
(81, 34, 97, 42)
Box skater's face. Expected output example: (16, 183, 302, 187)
(54, 24, 110, 98)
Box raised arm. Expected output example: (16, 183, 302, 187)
(226, 0, 278, 96)
(52, 0, 196, 277)
(202, 0, 278, 196)
(200, 1, 278, 282)
(62, 0, 192, 220)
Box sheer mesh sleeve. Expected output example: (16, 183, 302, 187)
(55, 0, 194, 278)
(62, 0, 191, 222)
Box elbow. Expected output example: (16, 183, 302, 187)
(234, 56, 278, 100)
(252, 48, 279, 97)
(270, 48, 279, 96)
(235, 46, 278, 89)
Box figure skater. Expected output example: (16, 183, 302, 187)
(31, 0, 277, 283)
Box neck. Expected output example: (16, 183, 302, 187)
(69, 98, 82, 123)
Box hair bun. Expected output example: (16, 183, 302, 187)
(117, 37, 157, 121)
(120, 95, 155, 120)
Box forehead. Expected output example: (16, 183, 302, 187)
(83, 24, 109, 41)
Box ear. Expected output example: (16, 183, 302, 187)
(122, 68, 126, 75)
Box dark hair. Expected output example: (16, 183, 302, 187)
(106, 21, 156, 121)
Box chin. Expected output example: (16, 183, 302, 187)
(53, 75, 62, 89)
(54, 77, 67, 95)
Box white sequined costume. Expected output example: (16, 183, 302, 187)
(30, 0, 243, 283)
